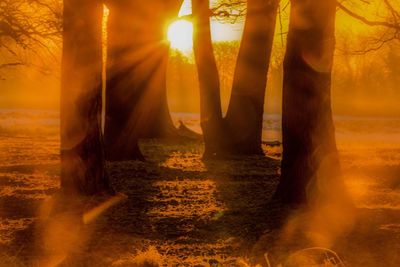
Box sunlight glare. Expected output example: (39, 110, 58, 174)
(167, 20, 193, 52)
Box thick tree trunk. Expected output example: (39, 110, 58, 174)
(104, 0, 183, 161)
(61, 0, 112, 195)
(192, 0, 226, 158)
(274, 0, 341, 205)
(224, 0, 279, 155)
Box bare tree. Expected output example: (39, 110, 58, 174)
(192, 0, 227, 157)
(0, 0, 61, 77)
(274, 0, 344, 205)
(337, 0, 400, 53)
(224, 0, 280, 155)
(192, 0, 279, 157)
(104, 0, 183, 161)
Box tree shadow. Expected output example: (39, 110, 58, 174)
(0, 140, 284, 266)
(1, 139, 291, 266)
(77, 140, 285, 264)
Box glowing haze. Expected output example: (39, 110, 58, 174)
(167, 0, 242, 52)
(168, 20, 193, 51)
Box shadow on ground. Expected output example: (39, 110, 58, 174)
(2, 139, 400, 267)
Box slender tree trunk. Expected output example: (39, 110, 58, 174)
(192, 0, 226, 157)
(274, 0, 341, 205)
(104, 0, 182, 161)
(61, 0, 112, 195)
(224, 0, 279, 155)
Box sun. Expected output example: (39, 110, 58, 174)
(167, 20, 193, 52)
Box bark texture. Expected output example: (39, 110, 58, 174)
(225, 0, 279, 155)
(61, 0, 111, 195)
(192, 0, 227, 157)
(274, 0, 341, 205)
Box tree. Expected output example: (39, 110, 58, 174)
(274, 0, 342, 205)
(224, 0, 279, 154)
(60, 0, 112, 195)
(192, 0, 279, 157)
(0, 0, 61, 78)
(207, 0, 400, 202)
(337, 0, 400, 53)
(192, 0, 227, 157)
(104, 0, 183, 161)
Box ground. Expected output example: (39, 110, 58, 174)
(1, 119, 400, 266)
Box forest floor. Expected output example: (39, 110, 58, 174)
(1, 131, 400, 266)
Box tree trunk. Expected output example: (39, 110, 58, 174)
(61, 0, 112, 195)
(104, 0, 183, 161)
(192, 0, 226, 158)
(224, 0, 279, 155)
(274, 0, 341, 205)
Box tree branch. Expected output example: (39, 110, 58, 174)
(337, 0, 400, 30)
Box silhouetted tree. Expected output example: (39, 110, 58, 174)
(192, 0, 227, 157)
(224, 0, 279, 155)
(104, 0, 183, 161)
(274, 0, 341, 205)
(192, 0, 279, 157)
(61, 0, 111, 194)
